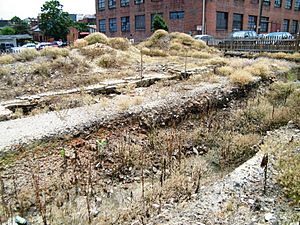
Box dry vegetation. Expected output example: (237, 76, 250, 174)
(1, 71, 300, 224)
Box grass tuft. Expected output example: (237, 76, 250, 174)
(0, 54, 15, 64)
(15, 49, 40, 61)
(40, 47, 70, 59)
(230, 69, 255, 86)
(84, 32, 109, 45)
(109, 37, 130, 50)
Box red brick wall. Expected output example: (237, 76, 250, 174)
(96, 0, 300, 40)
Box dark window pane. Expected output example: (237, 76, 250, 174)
(98, 0, 105, 10)
(295, 0, 300, 10)
(169, 11, 184, 20)
(135, 0, 144, 4)
(121, 16, 130, 32)
(99, 19, 106, 33)
(233, 13, 243, 31)
(285, 0, 292, 9)
(248, 15, 257, 31)
(109, 0, 116, 9)
(109, 18, 117, 32)
(216, 11, 228, 30)
(121, 0, 129, 7)
(283, 19, 290, 32)
(135, 15, 145, 30)
(292, 20, 298, 33)
(260, 16, 269, 32)
(275, 0, 282, 7)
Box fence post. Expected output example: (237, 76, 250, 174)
(296, 35, 299, 52)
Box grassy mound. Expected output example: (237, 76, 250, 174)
(84, 32, 109, 45)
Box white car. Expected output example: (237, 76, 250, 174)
(21, 43, 36, 49)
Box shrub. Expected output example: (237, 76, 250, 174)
(216, 66, 234, 76)
(152, 15, 168, 31)
(190, 51, 212, 59)
(0, 67, 9, 78)
(40, 47, 69, 59)
(84, 32, 108, 45)
(16, 49, 40, 61)
(229, 69, 255, 86)
(0, 54, 15, 64)
(80, 43, 112, 58)
(33, 62, 51, 76)
(141, 47, 168, 57)
(276, 141, 300, 205)
(97, 54, 120, 68)
(73, 39, 88, 48)
(109, 37, 130, 50)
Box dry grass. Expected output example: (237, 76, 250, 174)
(276, 141, 300, 206)
(73, 39, 88, 48)
(15, 49, 40, 61)
(32, 61, 51, 77)
(216, 66, 234, 76)
(0, 67, 9, 78)
(0, 54, 15, 64)
(205, 57, 229, 66)
(109, 37, 130, 51)
(189, 73, 219, 84)
(84, 32, 109, 45)
(97, 52, 128, 68)
(80, 43, 115, 59)
(141, 47, 168, 57)
(116, 96, 144, 110)
(229, 69, 255, 86)
(40, 47, 69, 59)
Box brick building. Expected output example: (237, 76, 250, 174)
(95, 0, 300, 40)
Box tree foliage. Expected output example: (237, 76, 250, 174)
(73, 22, 89, 32)
(10, 16, 30, 34)
(152, 14, 168, 32)
(0, 26, 15, 35)
(39, 0, 72, 40)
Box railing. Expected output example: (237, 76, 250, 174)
(208, 36, 300, 53)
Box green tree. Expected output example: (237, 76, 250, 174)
(0, 26, 15, 35)
(152, 14, 168, 32)
(10, 16, 30, 34)
(73, 22, 89, 32)
(39, 0, 72, 40)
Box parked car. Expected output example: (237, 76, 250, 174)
(229, 30, 258, 39)
(0, 43, 15, 52)
(36, 42, 52, 50)
(266, 32, 294, 39)
(194, 34, 214, 42)
(21, 43, 37, 49)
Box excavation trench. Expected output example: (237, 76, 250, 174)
(0, 75, 277, 224)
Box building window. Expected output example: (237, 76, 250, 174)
(285, 0, 292, 9)
(260, 16, 269, 32)
(169, 11, 184, 20)
(216, 11, 228, 30)
(135, 0, 144, 4)
(121, 0, 129, 7)
(248, 15, 257, 31)
(295, 0, 300, 10)
(291, 20, 298, 33)
(263, 0, 271, 6)
(98, 0, 105, 10)
(109, 0, 116, 9)
(232, 13, 243, 31)
(121, 16, 130, 32)
(275, 0, 282, 7)
(99, 19, 106, 33)
(135, 15, 145, 30)
(109, 18, 117, 32)
(283, 19, 290, 31)
(151, 13, 163, 30)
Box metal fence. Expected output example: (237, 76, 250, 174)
(207, 36, 300, 53)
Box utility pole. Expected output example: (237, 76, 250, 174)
(202, 0, 206, 34)
(258, 0, 264, 34)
